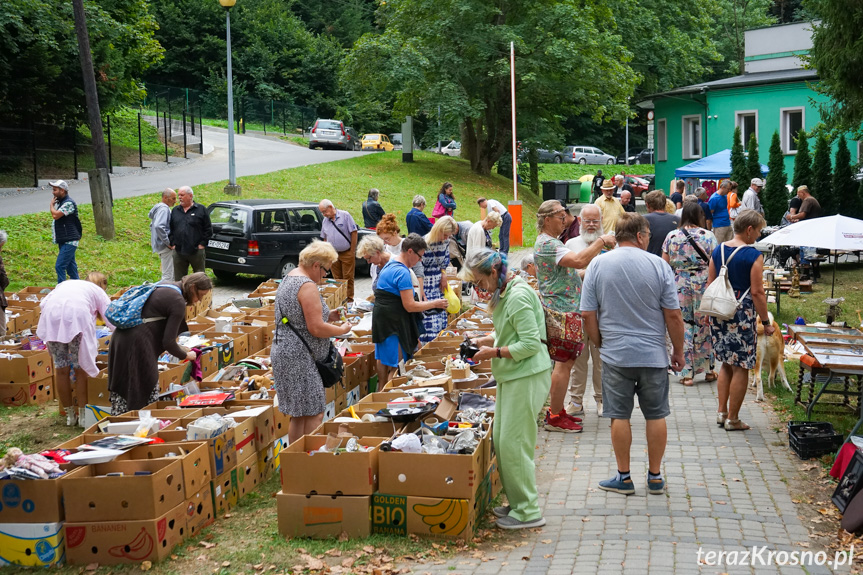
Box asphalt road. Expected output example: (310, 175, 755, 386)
(0, 126, 365, 217)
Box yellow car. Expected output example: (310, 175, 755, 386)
(362, 133, 394, 151)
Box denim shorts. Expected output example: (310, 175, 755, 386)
(47, 334, 82, 370)
(601, 363, 670, 420)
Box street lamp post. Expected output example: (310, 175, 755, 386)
(220, 0, 241, 195)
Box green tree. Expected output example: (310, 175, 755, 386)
(342, 0, 638, 175)
(0, 0, 163, 125)
(791, 129, 812, 189)
(832, 135, 859, 217)
(730, 127, 748, 184)
(746, 132, 762, 182)
(714, 0, 775, 74)
(807, 0, 863, 132)
(763, 131, 788, 225)
(811, 134, 835, 215)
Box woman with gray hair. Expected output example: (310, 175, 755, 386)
(406, 194, 432, 236)
(0, 230, 8, 339)
(461, 248, 551, 529)
(519, 253, 536, 277)
(362, 188, 386, 228)
(534, 200, 615, 432)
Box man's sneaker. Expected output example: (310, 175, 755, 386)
(647, 478, 666, 495)
(496, 515, 546, 530)
(565, 402, 584, 417)
(598, 476, 635, 495)
(492, 505, 511, 518)
(596, 402, 603, 417)
(544, 412, 583, 433)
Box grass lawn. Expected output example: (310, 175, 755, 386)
(532, 163, 654, 181)
(0, 151, 542, 292)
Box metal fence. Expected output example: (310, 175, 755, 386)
(144, 83, 316, 137)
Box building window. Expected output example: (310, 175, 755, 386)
(781, 107, 804, 154)
(736, 111, 758, 146)
(656, 119, 667, 162)
(682, 115, 701, 159)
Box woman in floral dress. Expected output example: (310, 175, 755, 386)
(421, 216, 459, 344)
(662, 201, 719, 385)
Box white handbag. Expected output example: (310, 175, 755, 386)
(699, 244, 751, 320)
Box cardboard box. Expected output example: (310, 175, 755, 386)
(370, 493, 475, 539)
(257, 441, 277, 481)
(119, 441, 211, 498)
(0, 350, 52, 383)
(377, 444, 483, 499)
(86, 371, 111, 406)
(235, 324, 265, 355)
(0, 377, 53, 406)
(237, 453, 260, 498)
(184, 484, 215, 537)
(199, 348, 218, 380)
(277, 492, 370, 539)
(62, 459, 186, 522)
(323, 401, 336, 422)
(279, 436, 385, 496)
(81, 404, 112, 429)
(158, 362, 189, 392)
(346, 386, 361, 407)
(0, 521, 64, 567)
(157, 425, 236, 478)
(64, 501, 187, 565)
(201, 329, 248, 361)
(0, 466, 85, 523)
(314, 420, 401, 439)
(210, 468, 239, 515)
(203, 404, 275, 450)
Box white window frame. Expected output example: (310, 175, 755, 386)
(735, 110, 758, 146)
(682, 115, 702, 160)
(780, 107, 805, 154)
(656, 119, 667, 162)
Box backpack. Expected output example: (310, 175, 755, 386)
(698, 244, 751, 320)
(105, 284, 183, 329)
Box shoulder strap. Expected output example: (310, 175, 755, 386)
(329, 213, 352, 245)
(682, 228, 710, 263)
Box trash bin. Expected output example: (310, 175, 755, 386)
(541, 180, 568, 202)
(579, 181, 593, 203)
(566, 180, 581, 203)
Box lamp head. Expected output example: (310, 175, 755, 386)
(219, 0, 236, 7)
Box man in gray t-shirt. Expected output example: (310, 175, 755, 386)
(580, 213, 684, 497)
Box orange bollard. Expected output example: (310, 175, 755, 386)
(508, 201, 522, 248)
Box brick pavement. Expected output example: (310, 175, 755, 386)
(211, 249, 844, 574)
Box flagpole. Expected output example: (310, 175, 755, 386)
(510, 42, 517, 201)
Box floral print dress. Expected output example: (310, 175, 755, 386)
(662, 228, 719, 378)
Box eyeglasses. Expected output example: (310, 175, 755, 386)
(582, 219, 601, 224)
(638, 230, 652, 237)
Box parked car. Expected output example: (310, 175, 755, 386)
(308, 119, 352, 150)
(622, 175, 650, 198)
(562, 145, 616, 165)
(389, 133, 419, 151)
(345, 127, 361, 151)
(440, 140, 461, 157)
(205, 200, 373, 280)
(518, 148, 563, 163)
(362, 133, 395, 151)
(638, 174, 656, 193)
(617, 148, 655, 164)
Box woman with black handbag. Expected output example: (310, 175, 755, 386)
(273, 242, 351, 444)
(661, 201, 719, 386)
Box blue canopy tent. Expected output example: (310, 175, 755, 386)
(674, 149, 769, 179)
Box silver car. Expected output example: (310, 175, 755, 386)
(308, 119, 351, 150)
(440, 140, 461, 157)
(562, 145, 616, 165)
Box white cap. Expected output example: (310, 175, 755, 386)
(48, 180, 69, 192)
(751, 178, 765, 187)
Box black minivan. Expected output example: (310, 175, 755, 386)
(205, 200, 372, 280)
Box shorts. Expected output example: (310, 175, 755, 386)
(601, 363, 670, 420)
(47, 334, 83, 369)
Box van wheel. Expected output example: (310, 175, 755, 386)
(213, 269, 236, 281)
(279, 258, 298, 278)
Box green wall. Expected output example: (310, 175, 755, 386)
(654, 81, 859, 192)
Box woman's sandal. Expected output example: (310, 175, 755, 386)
(716, 412, 727, 426)
(704, 372, 718, 382)
(724, 419, 750, 431)
(680, 377, 694, 386)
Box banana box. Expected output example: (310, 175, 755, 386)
(184, 484, 214, 537)
(277, 492, 370, 539)
(0, 349, 52, 383)
(0, 377, 53, 407)
(0, 466, 86, 523)
(370, 493, 475, 539)
(377, 439, 484, 500)
(279, 436, 387, 496)
(117, 441, 211, 498)
(346, 385, 361, 407)
(314, 420, 402, 439)
(157, 420, 236, 477)
(257, 441, 277, 480)
(64, 501, 187, 565)
(210, 468, 239, 515)
(237, 453, 260, 498)
(323, 400, 336, 422)
(0, 522, 64, 566)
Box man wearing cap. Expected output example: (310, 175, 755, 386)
(594, 182, 626, 234)
(48, 180, 82, 283)
(741, 178, 765, 216)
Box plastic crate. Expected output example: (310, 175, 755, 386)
(788, 421, 844, 459)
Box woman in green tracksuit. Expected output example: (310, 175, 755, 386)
(461, 248, 552, 530)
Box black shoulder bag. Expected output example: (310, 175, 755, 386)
(276, 298, 343, 388)
(682, 228, 710, 263)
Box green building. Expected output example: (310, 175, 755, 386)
(640, 21, 860, 192)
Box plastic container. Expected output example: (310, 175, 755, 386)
(788, 421, 844, 459)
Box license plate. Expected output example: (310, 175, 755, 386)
(208, 240, 229, 250)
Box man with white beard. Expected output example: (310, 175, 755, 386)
(563, 204, 611, 417)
